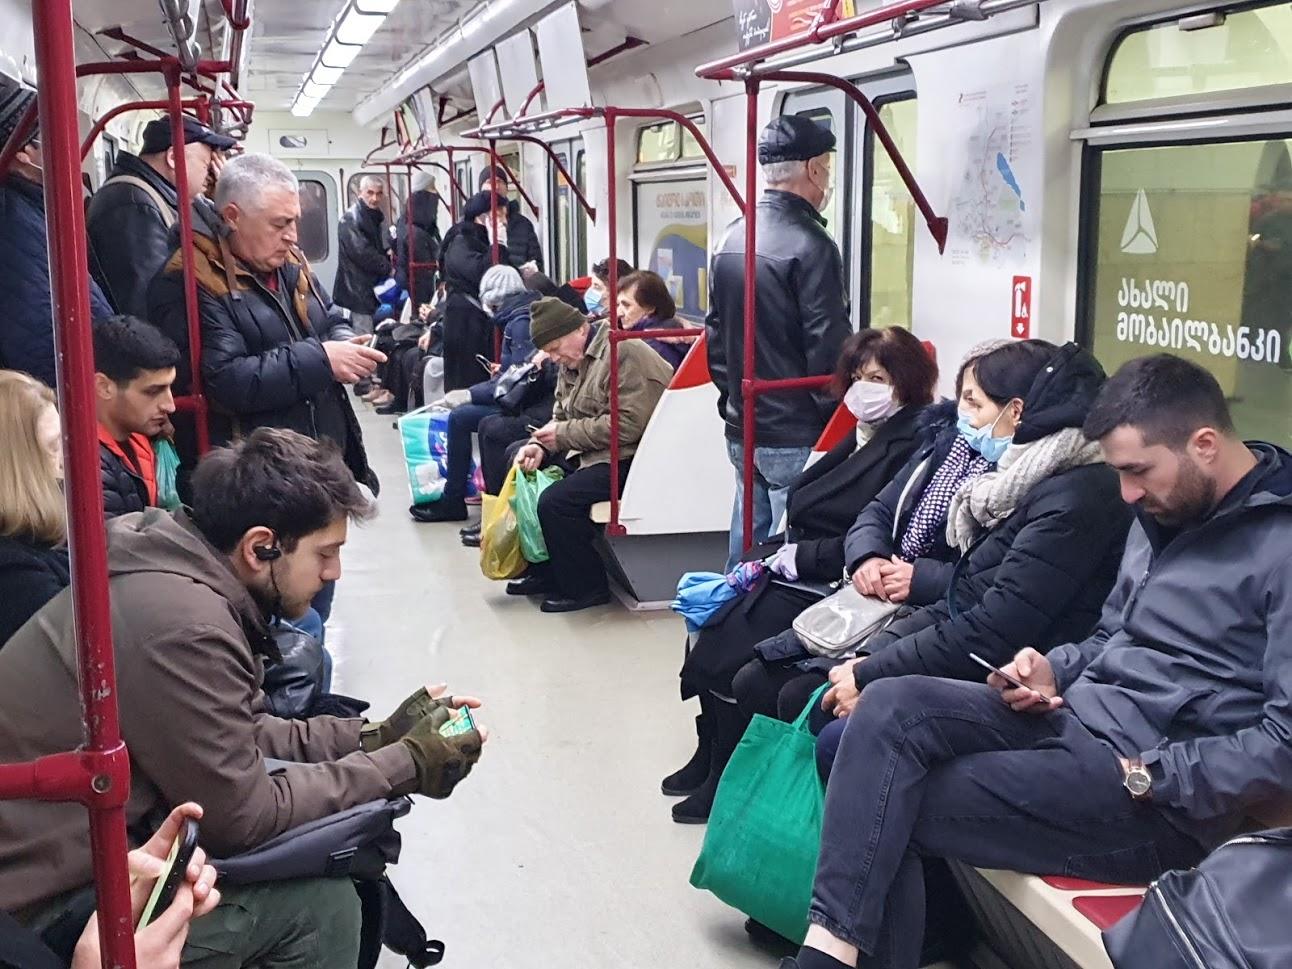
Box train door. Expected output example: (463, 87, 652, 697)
(1077, 0, 1292, 447)
(454, 156, 471, 220)
(548, 137, 588, 282)
(296, 169, 340, 292)
(630, 115, 709, 322)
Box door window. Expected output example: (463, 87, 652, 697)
(297, 178, 330, 262)
(866, 98, 918, 329)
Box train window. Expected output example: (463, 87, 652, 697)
(866, 98, 918, 329)
(297, 178, 330, 263)
(500, 149, 521, 199)
(550, 148, 573, 282)
(681, 125, 702, 160)
(575, 149, 588, 274)
(1104, 2, 1292, 105)
(638, 122, 681, 165)
(1083, 137, 1292, 446)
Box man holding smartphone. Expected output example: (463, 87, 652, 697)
(780, 355, 1292, 969)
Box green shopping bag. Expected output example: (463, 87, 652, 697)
(153, 438, 182, 511)
(689, 685, 828, 943)
(510, 467, 564, 563)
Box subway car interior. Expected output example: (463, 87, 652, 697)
(0, 0, 1290, 967)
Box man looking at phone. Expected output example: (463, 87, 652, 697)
(0, 429, 486, 968)
(779, 354, 1292, 969)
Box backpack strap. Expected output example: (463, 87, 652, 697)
(104, 173, 177, 228)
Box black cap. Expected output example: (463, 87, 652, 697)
(463, 191, 507, 221)
(140, 116, 237, 155)
(0, 84, 37, 150)
(757, 114, 835, 165)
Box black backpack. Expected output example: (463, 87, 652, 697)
(1104, 828, 1292, 969)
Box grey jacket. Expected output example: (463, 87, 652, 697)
(1050, 443, 1292, 846)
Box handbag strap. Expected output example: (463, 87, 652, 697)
(792, 683, 830, 731)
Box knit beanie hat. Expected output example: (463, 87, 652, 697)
(464, 191, 506, 222)
(479, 264, 525, 312)
(529, 297, 587, 349)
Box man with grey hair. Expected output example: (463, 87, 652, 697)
(706, 114, 851, 570)
(333, 173, 391, 338)
(148, 151, 384, 495)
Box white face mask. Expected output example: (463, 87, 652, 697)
(844, 380, 898, 423)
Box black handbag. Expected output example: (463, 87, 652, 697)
(493, 360, 540, 413)
(1104, 827, 1292, 969)
(261, 626, 326, 719)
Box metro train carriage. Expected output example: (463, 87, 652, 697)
(0, 0, 1289, 967)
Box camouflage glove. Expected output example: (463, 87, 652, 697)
(399, 713, 483, 799)
(360, 686, 456, 752)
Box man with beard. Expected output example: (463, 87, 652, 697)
(0, 428, 485, 967)
(780, 354, 1292, 969)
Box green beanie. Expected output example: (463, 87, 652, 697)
(528, 296, 587, 349)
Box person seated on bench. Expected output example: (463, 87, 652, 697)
(664, 326, 938, 824)
(780, 354, 1291, 969)
(506, 297, 673, 613)
(584, 257, 633, 320)
(0, 428, 486, 968)
(615, 270, 697, 371)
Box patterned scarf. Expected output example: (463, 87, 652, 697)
(898, 435, 991, 561)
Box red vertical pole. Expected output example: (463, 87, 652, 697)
(488, 140, 502, 361)
(405, 162, 415, 300)
(447, 147, 459, 218)
(168, 66, 211, 455)
(31, 1, 137, 966)
(740, 80, 760, 553)
(383, 161, 394, 227)
(606, 110, 626, 535)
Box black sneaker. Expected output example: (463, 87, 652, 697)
(409, 500, 468, 523)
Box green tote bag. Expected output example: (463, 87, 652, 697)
(511, 467, 564, 563)
(689, 685, 829, 943)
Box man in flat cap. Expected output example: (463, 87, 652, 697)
(706, 113, 851, 568)
(88, 115, 236, 320)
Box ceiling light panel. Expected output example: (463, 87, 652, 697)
(290, 0, 397, 118)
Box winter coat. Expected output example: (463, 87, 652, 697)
(632, 314, 692, 371)
(552, 323, 674, 467)
(784, 404, 925, 582)
(439, 220, 509, 296)
(439, 221, 512, 391)
(1049, 443, 1292, 847)
(0, 535, 69, 647)
(394, 189, 441, 307)
(468, 290, 543, 407)
(332, 201, 390, 314)
(0, 178, 113, 387)
(98, 427, 158, 519)
(706, 190, 850, 447)
(504, 199, 544, 272)
(0, 509, 417, 914)
(86, 151, 181, 319)
(147, 201, 376, 492)
(842, 401, 963, 606)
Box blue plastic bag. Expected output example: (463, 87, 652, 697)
(397, 406, 478, 505)
(672, 562, 768, 633)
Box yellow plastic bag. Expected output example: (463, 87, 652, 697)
(480, 467, 527, 580)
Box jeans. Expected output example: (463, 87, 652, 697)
(444, 402, 498, 500)
(725, 439, 811, 570)
(809, 676, 1206, 967)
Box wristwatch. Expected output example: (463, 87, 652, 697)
(1123, 759, 1153, 800)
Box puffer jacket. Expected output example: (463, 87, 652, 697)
(0, 535, 69, 648)
(146, 201, 377, 492)
(504, 199, 544, 272)
(86, 151, 181, 319)
(705, 190, 850, 447)
(468, 289, 544, 407)
(0, 178, 113, 387)
(332, 201, 390, 314)
(98, 427, 157, 518)
(394, 189, 441, 307)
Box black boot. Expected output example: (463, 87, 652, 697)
(672, 698, 745, 824)
(409, 499, 468, 523)
(661, 695, 715, 796)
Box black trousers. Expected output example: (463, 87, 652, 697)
(479, 414, 532, 495)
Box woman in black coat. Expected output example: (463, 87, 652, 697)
(664, 327, 938, 822)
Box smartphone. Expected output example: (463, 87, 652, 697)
(438, 705, 477, 738)
(970, 653, 1051, 699)
(138, 818, 200, 927)
(526, 424, 540, 434)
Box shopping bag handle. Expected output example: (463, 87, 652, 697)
(792, 684, 831, 732)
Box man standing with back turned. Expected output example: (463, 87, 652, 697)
(707, 115, 851, 569)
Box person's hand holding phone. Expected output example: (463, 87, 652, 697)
(988, 647, 1063, 714)
(530, 422, 559, 450)
(324, 339, 386, 383)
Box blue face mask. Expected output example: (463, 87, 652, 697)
(584, 288, 604, 314)
(957, 408, 1014, 463)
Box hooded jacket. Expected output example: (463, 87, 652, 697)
(705, 190, 851, 447)
(855, 344, 1131, 688)
(86, 151, 181, 319)
(394, 189, 441, 307)
(1048, 443, 1292, 846)
(0, 510, 416, 914)
(332, 200, 390, 314)
(0, 535, 69, 647)
(146, 201, 377, 493)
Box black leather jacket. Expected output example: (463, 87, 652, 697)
(332, 201, 390, 314)
(87, 152, 181, 319)
(705, 190, 851, 448)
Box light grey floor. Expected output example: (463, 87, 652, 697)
(330, 409, 773, 969)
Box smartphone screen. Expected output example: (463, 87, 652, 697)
(969, 652, 1049, 699)
(138, 818, 199, 927)
(438, 706, 476, 738)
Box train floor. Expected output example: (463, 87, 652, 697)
(329, 407, 772, 969)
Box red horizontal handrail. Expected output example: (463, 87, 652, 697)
(80, 97, 202, 161)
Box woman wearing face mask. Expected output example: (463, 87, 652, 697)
(584, 257, 633, 319)
(665, 327, 938, 824)
(0, 371, 70, 647)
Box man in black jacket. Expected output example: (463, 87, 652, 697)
(332, 174, 391, 336)
(479, 166, 544, 272)
(438, 191, 511, 391)
(86, 116, 235, 319)
(706, 115, 851, 569)
(147, 153, 384, 493)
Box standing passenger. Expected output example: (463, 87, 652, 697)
(438, 191, 511, 391)
(332, 174, 391, 338)
(479, 166, 544, 272)
(707, 115, 851, 568)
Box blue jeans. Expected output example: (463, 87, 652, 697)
(445, 402, 497, 501)
(725, 439, 811, 570)
(809, 676, 1204, 967)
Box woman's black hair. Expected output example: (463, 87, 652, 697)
(828, 327, 938, 406)
(970, 339, 1057, 405)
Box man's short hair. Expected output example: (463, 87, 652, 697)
(478, 166, 507, 189)
(359, 174, 385, 192)
(189, 428, 374, 553)
(1082, 353, 1235, 448)
(214, 152, 298, 210)
(93, 315, 180, 386)
(761, 159, 808, 185)
(591, 258, 633, 284)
